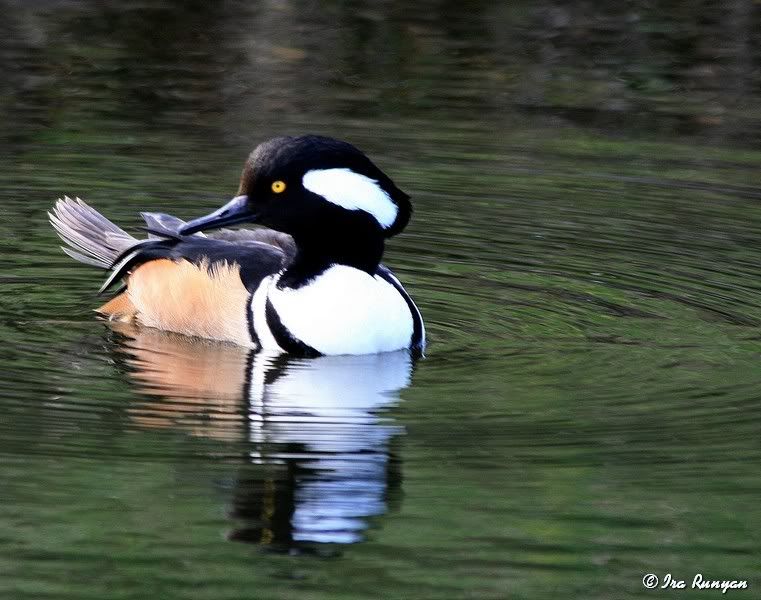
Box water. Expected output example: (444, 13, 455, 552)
(2, 1, 761, 598)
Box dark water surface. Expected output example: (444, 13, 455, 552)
(2, 1, 761, 598)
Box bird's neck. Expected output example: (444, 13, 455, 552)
(278, 232, 384, 289)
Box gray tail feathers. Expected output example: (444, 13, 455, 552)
(49, 197, 139, 269)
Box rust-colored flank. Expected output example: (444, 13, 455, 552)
(99, 258, 252, 347)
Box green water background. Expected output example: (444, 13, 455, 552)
(1, 1, 761, 598)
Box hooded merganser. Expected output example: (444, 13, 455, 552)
(49, 135, 425, 356)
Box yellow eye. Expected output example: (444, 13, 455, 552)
(271, 180, 286, 194)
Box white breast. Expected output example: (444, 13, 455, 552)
(267, 265, 414, 355)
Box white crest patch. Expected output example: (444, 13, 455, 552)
(302, 168, 398, 228)
(268, 265, 414, 355)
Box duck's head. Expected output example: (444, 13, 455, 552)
(179, 135, 411, 242)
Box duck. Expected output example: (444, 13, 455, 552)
(49, 134, 425, 356)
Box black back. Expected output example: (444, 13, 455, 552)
(103, 235, 287, 295)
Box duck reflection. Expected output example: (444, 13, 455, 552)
(112, 325, 412, 551)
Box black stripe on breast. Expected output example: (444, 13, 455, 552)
(265, 298, 322, 358)
(246, 292, 260, 348)
(376, 265, 425, 355)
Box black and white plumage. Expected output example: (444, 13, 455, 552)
(49, 135, 425, 357)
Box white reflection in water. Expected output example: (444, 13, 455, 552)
(248, 351, 410, 544)
(115, 325, 412, 549)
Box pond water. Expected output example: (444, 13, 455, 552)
(1, 1, 761, 598)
